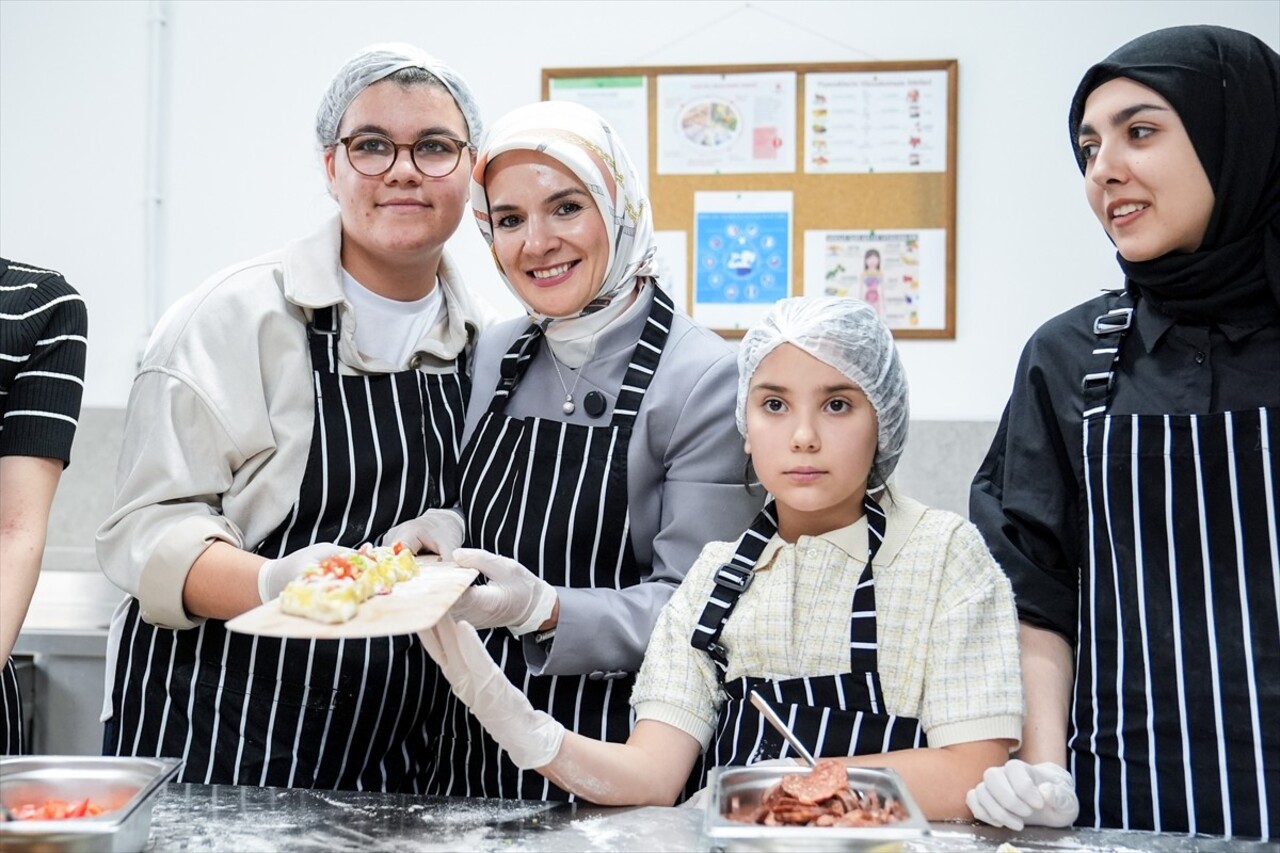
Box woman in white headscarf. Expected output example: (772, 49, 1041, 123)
(96, 43, 488, 791)
(392, 101, 763, 800)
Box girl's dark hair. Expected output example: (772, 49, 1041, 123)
(385, 66, 446, 90)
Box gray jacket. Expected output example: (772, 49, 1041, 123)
(461, 286, 764, 676)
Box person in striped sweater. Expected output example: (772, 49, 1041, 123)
(0, 258, 88, 754)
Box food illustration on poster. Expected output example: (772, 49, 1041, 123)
(804, 71, 948, 174)
(680, 99, 741, 148)
(658, 72, 796, 175)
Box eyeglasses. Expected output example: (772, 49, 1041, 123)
(336, 132, 471, 178)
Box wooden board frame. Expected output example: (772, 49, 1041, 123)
(543, 60, 958, 339)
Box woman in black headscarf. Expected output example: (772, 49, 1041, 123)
(967, 25, 1280, 837)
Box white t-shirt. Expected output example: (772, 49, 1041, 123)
(342, 270, 443, 368)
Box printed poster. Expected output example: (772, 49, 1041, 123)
(805, 71, 948, 174)
(803, 229, 947, 330)
(694, 191, 793, 331)
(548, 76, 650, 189)
(653, 230, 689, 315)
(658, 72, 797, 175)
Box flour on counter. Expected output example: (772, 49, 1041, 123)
(408, 799, 554, 825)
(569, 814, 631, 849)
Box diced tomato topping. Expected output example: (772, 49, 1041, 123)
(10, 798, 105, 820)
(317, 556, 357, 580)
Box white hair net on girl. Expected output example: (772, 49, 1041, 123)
(737, 296, 910, 485)
(314, 42, 483, 148)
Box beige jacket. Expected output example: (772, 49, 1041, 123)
(96, 216, 488, 630)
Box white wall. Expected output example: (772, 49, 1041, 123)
(2, 0, 1276, 417)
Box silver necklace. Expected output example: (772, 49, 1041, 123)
(548, 340, 591, 415)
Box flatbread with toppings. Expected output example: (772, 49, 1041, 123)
(279, 542, 419, 624)
(226, 549, 477, 639)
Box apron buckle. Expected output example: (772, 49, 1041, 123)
(1081, 371, 1115, 394)
(1093, 307, 1133, 335)
(714, 565, 754, 593)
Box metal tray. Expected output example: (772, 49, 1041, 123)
(0, 755, 182, 852)
(704, 764, 930, 852)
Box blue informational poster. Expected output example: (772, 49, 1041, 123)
(695, 211, 790, 306)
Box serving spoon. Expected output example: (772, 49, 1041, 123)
(749, 689, 817, 768)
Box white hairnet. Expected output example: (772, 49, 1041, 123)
(737, 296, 909, 485)
(315, 42, 483, 148)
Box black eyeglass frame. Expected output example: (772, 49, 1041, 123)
(335, 132, 474, 178)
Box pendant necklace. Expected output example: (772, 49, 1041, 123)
(548, 338, 594, 416)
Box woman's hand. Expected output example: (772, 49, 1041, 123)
(418, 616, 564, 769)
(382, 509, 465, 558)
(257, 542, 348, 603)
(451, 548, 558, 636)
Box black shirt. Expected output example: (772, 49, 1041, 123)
(970, 291, 1280, 639)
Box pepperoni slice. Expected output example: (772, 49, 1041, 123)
(780, 758, 847, 805)
(724, 758, 906, 827)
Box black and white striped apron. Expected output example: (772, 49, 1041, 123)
(684, 496, 926, 796)
(104, 304, 468, 792)
(1, 658, 23, 754)
(1072, 292, 1279, 837)
(429, 287, 674, 800)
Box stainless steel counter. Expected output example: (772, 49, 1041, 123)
(143, 783, 1275, 851)
(16, 569, 1277, 851)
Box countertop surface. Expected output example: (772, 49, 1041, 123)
(15, 573, 1276, 852)
(142, 783, 1275, 852)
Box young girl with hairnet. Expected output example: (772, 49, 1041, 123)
(96, 43, 488, 791)
(418, 296, 1023, 818)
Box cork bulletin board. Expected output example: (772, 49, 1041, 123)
(543, 60, 958, 339)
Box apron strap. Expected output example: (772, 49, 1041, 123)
(306, 304, 342, 371)
(691, 501, 778, 670)
(1081, 289, 1135, 418)
(489, 323, 545, 415)
(848, 493, 886, 673)
(308, 303, 470, 376)
(692, 493, 888, 673)
(611, 285, 675, 428)
(485, 284, 676, 422)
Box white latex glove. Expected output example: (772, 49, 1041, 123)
(681, 757, 803, 809)
(257, 542, 349, 604)
(966, 759, 1079, 831)
(450, 548, 558, 636)
(418, 616, 564, 769)
(382, 509, 465, 559)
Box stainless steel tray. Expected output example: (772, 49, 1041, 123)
(705, 764, 930, 852)
(0, 755, 182, 852)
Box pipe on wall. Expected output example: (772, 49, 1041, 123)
(140, 0, 171, 366)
